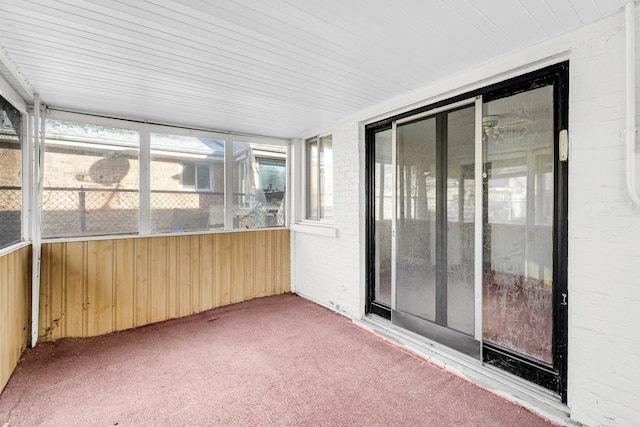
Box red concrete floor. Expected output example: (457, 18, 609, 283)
(0, 294, 557, 426)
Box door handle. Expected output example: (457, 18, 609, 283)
(561, 293, 568, 306)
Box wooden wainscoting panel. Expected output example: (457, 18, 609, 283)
(1, 253, 9, 390)
(168, 235, 179, 320)
(230, 232, 246, 304)
(177, 235, 192, 318)
(275, 230, 286, 294)
(281, 230, 291, 293)
(86, 240, 115, 337)
(199, 234, 214, 312)
(39, 229, 291, 340)
(41, 242, 63, 341)
(148, 236, 168, 324)
(264, 230, 276, 296)
(115, 239, 135, 332)
(64, 241, 85, 337)
(0, 253, 9, 391)
(243, 231, 256, 304)
(0, 245, 32, 393)
(254, 230, 267, 298)
(214, 232, 231, 308)
(38, 243, 51, 340)
(190, 235, 201, 314)
(134, 238, 150, 327)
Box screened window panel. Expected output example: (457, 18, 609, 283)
(306, 135, 332, 221)
(150, 133, 224, 233)
(319, 135, 333, 220)
(233, 142, 286, 229)
(0, 96, 22, 248)
(306, 138, 318, 220)
(43, 120, 139, 238)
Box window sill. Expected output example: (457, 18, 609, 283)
(290, 222, 338, 237)
(0, 241, 31, 258)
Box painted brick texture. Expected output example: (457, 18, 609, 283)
(565, 10, 640, 427)
(293, 121, 362, 317)
(292, 7, 640, 427)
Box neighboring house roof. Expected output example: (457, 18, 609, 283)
(46, 119, 225, 160)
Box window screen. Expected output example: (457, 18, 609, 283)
(150, 133, 224, 233)
(0, 96, 22, 248)
(43, 120, 139, 238)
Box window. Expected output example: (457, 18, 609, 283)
(43, 119, 140, 238)
(257, 158, 286, 193)
(180, 163, 213, 191)
(40, 113, 288, 237)
(233, 142, 287, 229)
(150, 133, 224, 233)
(306, 135, 333, 220)
(0, 95, 23, 248)
(196, 164, 212, 191)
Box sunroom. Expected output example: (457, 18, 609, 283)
(1, 1, 640, 426)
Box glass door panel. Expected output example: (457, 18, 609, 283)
(373, 128, 393, 307)
(482, 86, 554, 364)
(395, 117, 437, 321)
(393, 105, 478, 357)
(446, 107, 475, 336)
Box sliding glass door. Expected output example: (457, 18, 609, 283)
(392, 104, 478, 357)
(366, 63, 568, 401)
(481, 80, 567, 397)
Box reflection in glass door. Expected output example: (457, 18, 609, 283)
(481, 82, 566, 396)
(395, 116, 437, 323)
(482, 86, 554, 362)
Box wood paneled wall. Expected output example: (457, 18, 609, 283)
(0, 245, 32, 392)
(39, 230, 290, 341)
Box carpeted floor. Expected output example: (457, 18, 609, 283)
(0, 294, 556, 426)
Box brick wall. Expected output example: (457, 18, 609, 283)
(565, 9, 640, 427)
(292, 121, 362, 317)
(291, 6, 640, 426)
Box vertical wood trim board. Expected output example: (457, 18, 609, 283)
(0, 245, 32, 393)
(39, 230, 291, 341)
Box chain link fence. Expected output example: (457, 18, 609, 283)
(0, 186, 21, 247)
(151, 191, 225, 233)
(4, 186, 285, 239)
(42, 187, 139, 238)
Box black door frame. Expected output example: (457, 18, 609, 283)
(365, 62, 569, 402)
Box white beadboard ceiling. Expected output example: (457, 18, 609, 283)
(0, 0, 631, 138)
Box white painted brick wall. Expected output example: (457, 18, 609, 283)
(292, 119, 363, 318)
(566, 9, 640, 427)
(292, 6, 640, 426)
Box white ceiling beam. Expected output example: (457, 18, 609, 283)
(0, 71, 26, 113)
(0, 42, 35, 104)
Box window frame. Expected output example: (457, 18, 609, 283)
(41, 109, 289, 240)
(180, 162, 214, 192)
(0, 92, 28, 253)
(41, 117, 142, 239)
(305, 134, 333, 222)
(195, 163, 212, 191)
